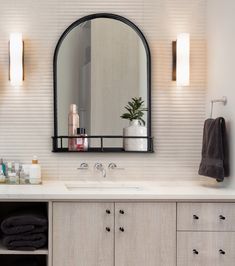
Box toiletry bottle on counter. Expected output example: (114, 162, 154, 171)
(68, 104, 79, 151)
(0, 159, 6, 176)
(76, 128, 88, 151)
(20, 164, 30, 184)
(0, 165, 6, 183)
(29, 156, 41, 184)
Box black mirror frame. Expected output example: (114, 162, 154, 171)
(53, 13, 152, 152)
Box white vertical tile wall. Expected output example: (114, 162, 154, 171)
(0, 0, 206, 181)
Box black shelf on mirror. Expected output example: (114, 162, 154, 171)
(52, 135, 154, 153)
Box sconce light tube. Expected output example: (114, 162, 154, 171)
(9, 33, 23, 85)
(176, 33, 190, 86)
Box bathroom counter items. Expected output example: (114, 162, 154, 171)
(0, 180, 235, 200)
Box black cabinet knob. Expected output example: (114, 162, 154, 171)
(106, 227, 111, 232)
(106, 209, 111, 214)
(193, 215, 199, 220)
(219, 249, 225, 255)
(119, 210, 124, 214)
(119, 227, 124, 232)
(193, 249, 199, 255)
(219, 215, 226, 220)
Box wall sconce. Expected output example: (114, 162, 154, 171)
(172, 33, 190, 86)
(9, 33, 24, 85)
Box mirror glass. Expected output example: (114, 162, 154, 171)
(56, 17, 149, 148)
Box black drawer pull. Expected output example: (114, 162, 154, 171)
(193, 249, 199, 255)
(119, 210, 125, 214)
(219, 215, 226, 220)
(106, 227, 111, 232)
(219, 249, 225, 255)
(193, 215, 199, 220)
(119, 227, 125, 232)
(106, 209, 111, 214)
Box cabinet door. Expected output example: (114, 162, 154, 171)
(178, 232, 235, 266)
(115, 203, 176, 266)
(53, 202, 114, 266)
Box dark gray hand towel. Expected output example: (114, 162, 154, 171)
(1, 213, 47, 235)
(198, 117, 229, 182)
(2, 233, 47, 251)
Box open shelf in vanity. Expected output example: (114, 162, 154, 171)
(0, 202, 50, 266)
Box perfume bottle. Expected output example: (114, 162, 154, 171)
(76, 128, 88, 151)
(68, 104, 79, 151)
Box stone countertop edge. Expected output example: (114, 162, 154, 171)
(0, 180, 235, 200)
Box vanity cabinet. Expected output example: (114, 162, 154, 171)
(52, 202, 176, 266)
(177, 203, 235, 231)
(115, 203, 176, 266)
(177, 232, 235, 266)
(53, 202, 114, 266)
(177, 203, 235, 266)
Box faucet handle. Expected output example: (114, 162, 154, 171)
(108, 163, 125, 170)
(77, 163, 89, 170)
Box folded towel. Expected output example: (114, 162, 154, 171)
(2, 233, 47, 251)
(1, 213, 47, 235)
(198, 117, 229, 182)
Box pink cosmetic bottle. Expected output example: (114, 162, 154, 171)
(68, 104, 79, 151)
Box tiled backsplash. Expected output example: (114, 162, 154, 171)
(0, 0, 206, 181)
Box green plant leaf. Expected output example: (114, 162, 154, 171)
(121, 96, 147, 125)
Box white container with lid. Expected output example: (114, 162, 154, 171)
(29, 156, 42, 184)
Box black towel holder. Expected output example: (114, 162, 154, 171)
(210, 96, 227, 118)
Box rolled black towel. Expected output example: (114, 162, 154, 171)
(2, 233, 47, 251)
(1, 213, 47, 235)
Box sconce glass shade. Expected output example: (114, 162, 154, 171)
(9, 33, 23, 85)
(176, 33, 190, 86)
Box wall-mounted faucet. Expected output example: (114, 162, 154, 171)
(94, 163, 106, 178)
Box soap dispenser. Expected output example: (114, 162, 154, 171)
(29, 156, 42, 184)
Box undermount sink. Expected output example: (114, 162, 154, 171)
(65, 183, 141, 191)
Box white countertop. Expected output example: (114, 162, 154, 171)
(0, 180, 235, 201)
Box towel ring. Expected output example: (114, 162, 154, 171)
(210, 96, 227, 118)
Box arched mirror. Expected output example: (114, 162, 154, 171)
(52, 13, 153, 152)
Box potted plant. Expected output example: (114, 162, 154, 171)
(121, 97, 148, 151)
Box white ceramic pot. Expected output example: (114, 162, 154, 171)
(123, 120, 147, 151)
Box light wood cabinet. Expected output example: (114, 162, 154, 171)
(53, 202, 114, 266)
(115, 203, 176, 266)
(52, 201, 235, 266)
(177, 203, 235, 266)
(178, 203, 235, 231)
(52, 202, 176, 266)
(178, 232, 235, 266)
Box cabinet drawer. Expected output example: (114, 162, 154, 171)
(177, 232, 235, 266)
(177, 203, 235, 231)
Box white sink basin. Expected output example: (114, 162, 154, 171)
(65, 183, 141, 191)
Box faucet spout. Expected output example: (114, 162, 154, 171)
(94, 163, 106, 178)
